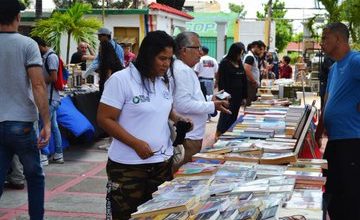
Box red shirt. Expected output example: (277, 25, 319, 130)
(279, 64, 292, 79)
(124, 52, 136, 67)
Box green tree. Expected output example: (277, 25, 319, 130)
(292, 32, 304, 42)
(21, 0, 31, 8)
(256, 0, 292, 52)
(342, 0, 360, 42)
(31, 3, 102, 64)
(228, 3, 247, 18)
(54, 0, 135, 9)
(315, 0, 360, 46)
(317, 0, 343, 22)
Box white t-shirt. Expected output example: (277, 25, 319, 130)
(243, 51, 260, 86)
(194, 55, 218, 79)
(171, 59, 215, 140)
(100, 63, 173, 164)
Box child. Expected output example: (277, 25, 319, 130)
(279, 55, 293, 79)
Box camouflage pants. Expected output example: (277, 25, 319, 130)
(106, 158, 173, 220)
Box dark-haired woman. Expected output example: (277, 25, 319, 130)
(98, 40, 123, 95)
(97, 30, 190, 220)
(215, 42, 247, 138)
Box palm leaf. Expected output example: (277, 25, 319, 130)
(30, 3, 102, 63)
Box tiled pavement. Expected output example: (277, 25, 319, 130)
(0, 119, 219, 220)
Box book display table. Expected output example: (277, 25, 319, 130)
(131, 100, 325, 220)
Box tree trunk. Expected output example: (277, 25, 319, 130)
(66, 31, 71, 65)
(35, 0, 42, 19)
(132, 0, 137, 8)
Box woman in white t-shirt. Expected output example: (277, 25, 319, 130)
(97, 30, 190, 220)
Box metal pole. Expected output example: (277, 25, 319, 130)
(102, 0, 105, 25)
(266, 0, 273, 49)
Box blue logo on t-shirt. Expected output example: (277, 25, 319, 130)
(132, 95, 150, 104)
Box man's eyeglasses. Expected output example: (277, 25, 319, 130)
(185, 46, 202, 51)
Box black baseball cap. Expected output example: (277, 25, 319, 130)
(0, 0, 26, 14)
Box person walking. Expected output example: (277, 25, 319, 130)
(0, 0, 51, 219)
(32, 36, 64, 165)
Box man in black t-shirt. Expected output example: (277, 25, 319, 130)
(70, 42, 95, 71)
(243, 40, 266, 105)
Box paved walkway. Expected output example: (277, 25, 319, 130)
(0, 119, 219, 220)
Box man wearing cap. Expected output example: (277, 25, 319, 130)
(0, 0, 51, 219)
(84, 27, 124, 78)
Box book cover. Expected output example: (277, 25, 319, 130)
(260, 152, 297, 165)
(132, 197, 196, 218)
(201, 146, 233, 154)
(220, 209, 239, 220)
(290, 158, 328, 170)
(287, 163, 322, 172)
(231, 185, 269, 196)
(174, 162, 218, 177)
(224, 153, 261, 163)
(198, 197, 231, 213)
(215, 166, 257, 180)
(194, 210, 220, 220)
(236, 207, 261, 220)
(162, 211, 189, 220)
(269, 184, 294, 193)
(209, 183, 235, 195)
(261, 205, 279, 219)
(191, 153, 225, 163)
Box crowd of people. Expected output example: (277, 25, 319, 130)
(1, 0, 360, 219)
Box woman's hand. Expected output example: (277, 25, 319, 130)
(132, 140, 154, 159)
(176, 115, 194, 131)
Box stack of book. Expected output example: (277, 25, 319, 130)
(132, 160, 324, 220)
(132, 100, 324, 219)
(283, 170, 326, 189)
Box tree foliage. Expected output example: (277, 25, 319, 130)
(341, 0, 360, 42)
(317, 0, 342, 22)
(292, 32, 304, 42)
(228, 3, 247, 18)
(20, 0, 31, 8)
(54, 0, 135, 9)
(314, 0, 360, 46)
(31, 3, 102, 64)
(256, 0, 292, 52)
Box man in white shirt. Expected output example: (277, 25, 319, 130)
(172, 32, 231, 165)
(194, 46, 218, 97)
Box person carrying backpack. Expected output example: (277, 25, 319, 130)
(32, 36, 64, 165)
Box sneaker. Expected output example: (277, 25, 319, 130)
(97, 143, 109, 150)
(53, 153, 64, 164)
(4, 181, 25, 190)
(40, 154, 49, 166)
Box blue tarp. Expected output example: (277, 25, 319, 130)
(42, 96, 95, 155)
